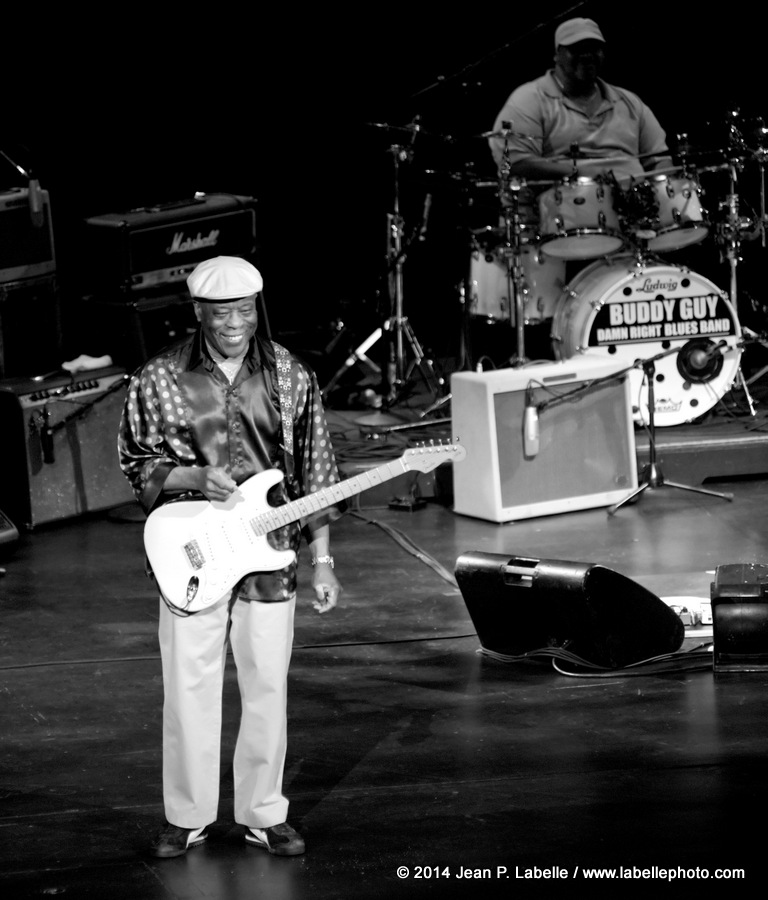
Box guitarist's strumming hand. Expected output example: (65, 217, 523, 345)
(164, 465, 238, 503)
(197, 467, 238, 502)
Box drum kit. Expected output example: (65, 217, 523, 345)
(339, 110, 768, 433)
(465, 111, 768, 428)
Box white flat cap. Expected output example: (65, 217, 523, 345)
(187, 256, 263, 301)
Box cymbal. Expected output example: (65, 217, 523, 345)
(547, 153, 651, 165)
(365, 121, 453, 142)
(477, 128, 534, 140)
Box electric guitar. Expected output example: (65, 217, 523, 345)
(144, 442, 465, 612)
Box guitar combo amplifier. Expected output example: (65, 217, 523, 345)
(450, 356, 638, 522)
(83, 192, 258, 294)
(0, 366, 135, 529)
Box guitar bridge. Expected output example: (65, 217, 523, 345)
(183, 540, 205, 570)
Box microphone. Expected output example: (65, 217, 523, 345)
(28, 177, 44, 228)
(677, 339, 730, 385)
(410, 114, 422, 143)
(687, 339, 728, 369)
(40, 407, 55, 465)
(523, 387, 540, 458)
(418, 193, 432, 240)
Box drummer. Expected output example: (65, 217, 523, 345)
(489, 17, 672, 191)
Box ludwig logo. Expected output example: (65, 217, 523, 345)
(639, 277, 678, 293)
(166, 229, 220, 255)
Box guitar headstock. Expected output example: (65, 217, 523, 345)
(401, 440, 466, 473)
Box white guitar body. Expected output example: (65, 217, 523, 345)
(145, 469, 296, 612)
(143, 443, 466, 613)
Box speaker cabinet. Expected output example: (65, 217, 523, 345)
(0, 188, 56, 285)
(0, 276, 62, 377)
(450, 356, 638, 522)
(66, 292, 198, 372)
(0, 367, 135, 528)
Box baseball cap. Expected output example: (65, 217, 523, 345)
(554, 18, 606, 48)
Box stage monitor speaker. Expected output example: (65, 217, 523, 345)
(0, 507, 19, 549)
(455, 551, 685, 668)
(0, 367, 136, 529)
(711, 563, 768, 673)
(450, 356, 637, 522)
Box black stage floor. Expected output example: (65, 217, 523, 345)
(2, 371, 768, 899)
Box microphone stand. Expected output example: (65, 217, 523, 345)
(607, 348, 734, 515)
(532, 344, 735, 514)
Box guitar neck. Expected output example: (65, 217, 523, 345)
(250, 457, 408, 535)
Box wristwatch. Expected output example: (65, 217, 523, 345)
(311, 555, 335, 569)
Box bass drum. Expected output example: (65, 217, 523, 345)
(551, 259, 742, 427)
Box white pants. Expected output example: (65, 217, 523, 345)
(158, 593, 296, 829)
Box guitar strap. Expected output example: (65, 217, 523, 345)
(272, 341, 295, 481)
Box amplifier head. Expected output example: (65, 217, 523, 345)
(84, 193, 258, 293)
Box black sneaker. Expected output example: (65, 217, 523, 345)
(245, 822, 305, 856)
(149, 823, 208, 858)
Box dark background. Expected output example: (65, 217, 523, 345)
(3, 1, 768, 378)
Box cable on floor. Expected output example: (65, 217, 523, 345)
(479, 642, 715, 677)
(349, 510, 457, 588)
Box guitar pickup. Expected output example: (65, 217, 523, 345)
(183, 540, 206, 570)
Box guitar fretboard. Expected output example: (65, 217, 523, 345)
(249, 457, 408, 535)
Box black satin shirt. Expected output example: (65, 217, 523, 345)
(118, 330, 344, 600)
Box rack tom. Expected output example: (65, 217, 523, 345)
(538, 177, 624, 260)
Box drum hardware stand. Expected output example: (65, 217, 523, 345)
(496, 130, 530, 366)
(608, 348, 734, 515)
(321, 327, 383, 401)
(714, 126, 758, 414)
(323, 132, 445, 411)
(741, 118, 768, 387)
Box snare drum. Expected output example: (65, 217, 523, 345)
(538, 177, 624, 260)
(469, 245, 566, 325)
(551, 259, 741, 427)
(627, 170, 708, 252)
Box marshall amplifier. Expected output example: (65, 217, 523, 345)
(0, 187, 57, 285)
(0, 366, 135, 528)
(83, 192, 258, 293)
